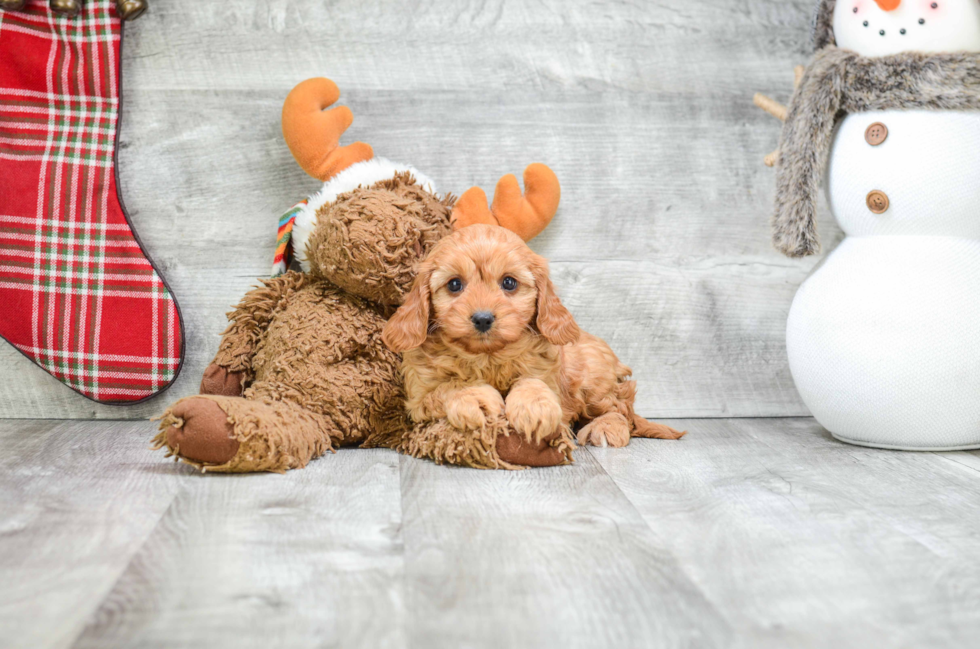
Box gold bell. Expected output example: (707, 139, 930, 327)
(0, 0, 27, 11)
(49, 0, 82, 17)
(116, 0, 147, 20)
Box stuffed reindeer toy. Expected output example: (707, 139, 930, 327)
(152, 78, 578, 472)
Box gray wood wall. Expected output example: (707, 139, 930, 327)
(0, 0, 840, 419)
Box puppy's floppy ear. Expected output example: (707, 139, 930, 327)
(531, 256, 579, 346)
(382, 263, 433, 352)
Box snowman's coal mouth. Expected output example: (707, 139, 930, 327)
(860, 19, 925, 37)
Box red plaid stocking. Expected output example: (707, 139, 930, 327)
(0, 0, 183, 404)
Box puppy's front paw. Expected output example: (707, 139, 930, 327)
(505, 379, 563, 443)
(576, 413, 631, 448)
(445, 385, 505, 431)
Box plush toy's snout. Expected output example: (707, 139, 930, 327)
(304, 175, 451, 305)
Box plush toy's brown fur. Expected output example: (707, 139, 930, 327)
(152, 174, 572, 472)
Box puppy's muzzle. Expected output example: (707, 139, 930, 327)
(471, 311, 495, 333)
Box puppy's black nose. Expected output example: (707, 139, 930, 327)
(471, 311, 495, 333)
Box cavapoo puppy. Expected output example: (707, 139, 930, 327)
(382, 224, 684, 456)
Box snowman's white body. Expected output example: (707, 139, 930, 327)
(787, 110, 980, 449)
(785, 1, 980, 449)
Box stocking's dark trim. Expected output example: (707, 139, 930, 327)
(110, 19, 187, 406)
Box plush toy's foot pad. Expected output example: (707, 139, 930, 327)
(496, 431, 568, 467)
(164, 398, 240, 465)
(199, 363, 246, 397)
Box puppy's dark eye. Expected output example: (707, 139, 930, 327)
(501, 276, 518, 292)
(447, 278, 464, 294)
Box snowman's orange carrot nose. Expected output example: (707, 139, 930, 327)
(874, 0, 901, 11)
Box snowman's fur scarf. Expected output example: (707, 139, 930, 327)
(812, 0, 837, 51)
(773, 46, 980, 256)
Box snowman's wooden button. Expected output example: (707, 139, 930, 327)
(865, 122, 888, 146)
(866, 190, 890, 214)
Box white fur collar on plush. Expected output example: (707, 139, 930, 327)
(292, 158, 437, 272)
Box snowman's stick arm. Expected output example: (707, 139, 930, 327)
(755, 66, 805, 167)
(754, 95, 785, 166)
(753, 93, 787, 122)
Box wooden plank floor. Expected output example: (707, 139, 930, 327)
(2, 418, 979, 648)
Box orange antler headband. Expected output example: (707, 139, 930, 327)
(451, 163, 561, 242)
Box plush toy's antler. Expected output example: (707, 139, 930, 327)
(282, 78, 374, 182)
(451, 164, 560, 242)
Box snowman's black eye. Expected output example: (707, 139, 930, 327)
(920, 18, 926, 24)
(900, 28, 907, 34)
(501, 276, 518, 292)
(863, 20, 869, 26)
(931, 2, 938, 8)
(853, 6, 858, 12)
(447, 278, 464, 294)
(879, 29, 886, 35)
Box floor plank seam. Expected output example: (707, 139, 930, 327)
(581, 446, 729, 617)
(930, 452, 980, 475)
(65, 482, 185, 649)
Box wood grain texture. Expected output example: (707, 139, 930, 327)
(589, 418, 980, 648)
(398, 451, 732, 648)
(2, 418, 980, 647)
(71, 448, 404, 649)
(0, 0, 839, 418)
(0, 420, 181, 649)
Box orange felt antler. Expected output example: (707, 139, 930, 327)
(451, 164, 560, 242)
(281, 78, 374, 182)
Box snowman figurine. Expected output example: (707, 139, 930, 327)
(758, 0, 980, 450)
